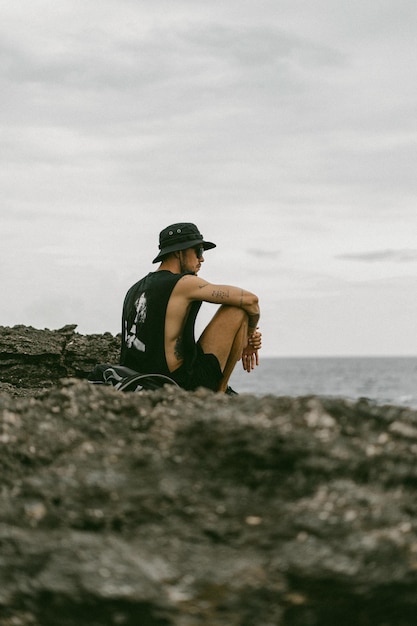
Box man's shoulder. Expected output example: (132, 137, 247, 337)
(172, 274, 214, 303)
(176, 273, 210, 289)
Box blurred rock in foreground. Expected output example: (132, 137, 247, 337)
(1, 324, 417, 625)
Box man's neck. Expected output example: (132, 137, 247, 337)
(157, 256, 180, 273)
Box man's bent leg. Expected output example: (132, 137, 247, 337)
(218, 313, 248, 392)
(198, 305, 248, 392)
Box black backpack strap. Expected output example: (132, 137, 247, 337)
(87, 363, 179, 392)
(116, 372, 179, 392)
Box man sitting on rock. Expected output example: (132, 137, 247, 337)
(120, 222, 262, 393)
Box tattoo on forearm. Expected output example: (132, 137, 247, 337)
(212, 289, 230, 300)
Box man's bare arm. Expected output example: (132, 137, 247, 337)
(178, 275, 260, 323)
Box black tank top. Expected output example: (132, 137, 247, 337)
(120, 270, 201, 374)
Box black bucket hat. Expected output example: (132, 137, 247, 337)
(152, 222, 216, 263)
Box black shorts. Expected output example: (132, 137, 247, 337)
(170, 344, 223, 391)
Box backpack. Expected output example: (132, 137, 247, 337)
(87, 363, 179, 392)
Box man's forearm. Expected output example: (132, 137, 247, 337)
(238, 289, 260, 334)
(238, 288, 259, 313)
(248, 312, 260, 333)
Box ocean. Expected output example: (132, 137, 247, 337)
(229, 357, 417, 409)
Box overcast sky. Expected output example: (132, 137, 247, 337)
(1, 0, 417, 356)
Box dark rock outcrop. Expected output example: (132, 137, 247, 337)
(0, 324, 120, 393)
(1, 325, 417, 625)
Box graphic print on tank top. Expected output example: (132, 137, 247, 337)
(125, 292, 147, 352)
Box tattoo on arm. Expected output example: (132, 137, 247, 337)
(212, 289, 230, 300)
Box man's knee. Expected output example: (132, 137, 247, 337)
(218, 304, 247, 325)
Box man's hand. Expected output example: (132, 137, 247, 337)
(241, 328, 262, 373)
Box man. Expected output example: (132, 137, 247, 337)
(120, 222, 262, 392)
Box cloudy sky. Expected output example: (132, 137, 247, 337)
(1, 0, 417, 357)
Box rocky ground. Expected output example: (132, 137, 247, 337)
(1, 324, 417, 625)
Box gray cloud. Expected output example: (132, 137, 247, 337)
(247, 248, 280, 259)
(337, 249, 417, 263)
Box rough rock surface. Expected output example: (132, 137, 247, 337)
(0, 324, 120, 395)
(1, 325, 417, 625)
